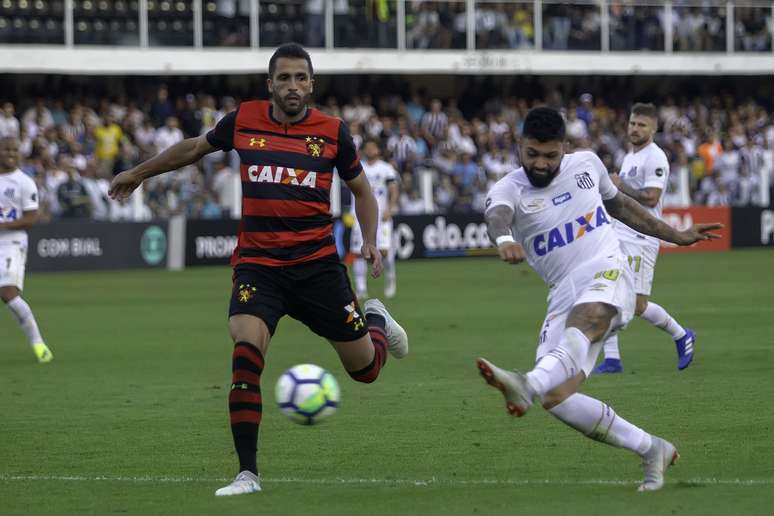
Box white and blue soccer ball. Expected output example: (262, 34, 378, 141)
(275, 364, 340, 425)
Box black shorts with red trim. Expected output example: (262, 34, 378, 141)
(229, 253, 368, 342)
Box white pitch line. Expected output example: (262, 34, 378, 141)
(0, 475, 772, 487)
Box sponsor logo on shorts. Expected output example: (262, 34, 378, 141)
(552, 192, 572, 206)
(237, 283, 257, 303)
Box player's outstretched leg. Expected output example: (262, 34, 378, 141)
(2, 289, 51, 363)
(640, 302, 694, 370)
(352, 257, 368, 300)
(218, 313, 270, 497)
(546, 392, 679, 492)
(594, 334, 624, 374)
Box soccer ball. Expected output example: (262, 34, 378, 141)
(274, 364, 340, 425)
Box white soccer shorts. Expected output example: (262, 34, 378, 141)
(349, 218, 393, 254)
(0, 243, 27, 290)
(618, 239, 658, 296)
(535, 254, 636, 376)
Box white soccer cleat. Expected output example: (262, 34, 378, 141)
(363, 298, 408, 358)
(638, 437, 680, 492)
(476, 357, 534, 417)
(384, 278, 396, 299)
(215, 471, 261, 496)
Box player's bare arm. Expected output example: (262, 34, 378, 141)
(610, 173, 661, 208)
(109, 134, 217, 200)
(347, 172, 383, 277)
(604, 191, 722, 245)
(485, 205, 526, 264)
(0, 209, 37, 230)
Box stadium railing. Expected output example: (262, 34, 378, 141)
(2, 1, 774, 74)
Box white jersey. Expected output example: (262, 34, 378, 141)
(350, 159, 398, 216)
(0, 168, 39, 247)
(614, 142, 669, 248)
(486, 151, 621, 286)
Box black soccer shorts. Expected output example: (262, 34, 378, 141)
(229, 254, 369, 342)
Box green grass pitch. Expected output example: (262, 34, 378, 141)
(1, 250, 773, 515)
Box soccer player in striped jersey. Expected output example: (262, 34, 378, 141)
(109, 43, 409, 497)
(594, 103, 695, 374)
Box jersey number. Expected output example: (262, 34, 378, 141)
(627, 255, 642, 273)
(0, 207, 18, 221)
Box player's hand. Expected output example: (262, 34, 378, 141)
(109, 169, 143, 200)
(361, 243, 383, 278)
(497, 242, 526, 264)
(675, 223, 724, 246)
(609, 172, 622, 187)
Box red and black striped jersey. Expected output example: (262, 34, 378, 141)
(206, 100, 362, 267)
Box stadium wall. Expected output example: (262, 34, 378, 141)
(25, 207, 773, 273)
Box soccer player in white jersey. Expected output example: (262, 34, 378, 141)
(0, 137, 52, 362)
(350, 139, 399, 299)
(595, 103, 695, 374)
(478, 108, 721, 491)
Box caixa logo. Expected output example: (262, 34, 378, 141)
(533, 206, 610, 256)
(246, 165, 317, 187)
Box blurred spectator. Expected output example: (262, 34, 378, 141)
(57, 160, 91, 218)
(155, 117, 184, 154)
(93, 114, 124, 176)
(0, 102, 20, 138)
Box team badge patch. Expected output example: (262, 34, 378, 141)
(344, 302, 364, 330)
(3, 188, 14, 199)
(237, 283, 257, 303)
(306, 136, 325, 158)
(655, 167, 664, 177)
(627, 166, 637, 177)
(575, 172, 595, 189)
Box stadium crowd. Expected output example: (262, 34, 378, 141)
(2, 1, 771, 52)
(1, 84, 772, 221)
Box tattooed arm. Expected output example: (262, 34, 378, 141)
(603, 191, 721, 245)
(609, 172, 661, 208)
(485, 205, 526, 264)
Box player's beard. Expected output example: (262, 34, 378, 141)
(629, 133, 648, 147)
(523, 163, 560, 188)
(274, 92, 311, 118)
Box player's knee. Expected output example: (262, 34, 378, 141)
(568, 303, 617, 341)
(0, 287, 19, 303)
(634, 296, 648, 316)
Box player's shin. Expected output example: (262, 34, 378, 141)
(347, 313, 388, 384)
(229, 341, 264, 475)
(384, 253, 396, 297)
(641, 302, 686, 339)
(526, 327, 589, 396)
(6, 296, 44, 345)
(548, 393, 652, 455)
(602, 333, 621, 359)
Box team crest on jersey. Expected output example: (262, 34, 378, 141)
(3, 187, 14, 199)
(237, 283, 257, 303)
(575, 172, 595, 189)
(344, 302, 364, 330)
(627, 166, 637, 177)
(306, 136, 325, 158)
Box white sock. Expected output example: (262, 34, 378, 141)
(548, 393, 653, 455)
(641, 302, 686, 340)
(602, 333, 621, 360)
(384, 254, 396, 288)
(6, 296, 44, 345)
(526, 327, 589, 396)
(352, 257, 367, 293)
